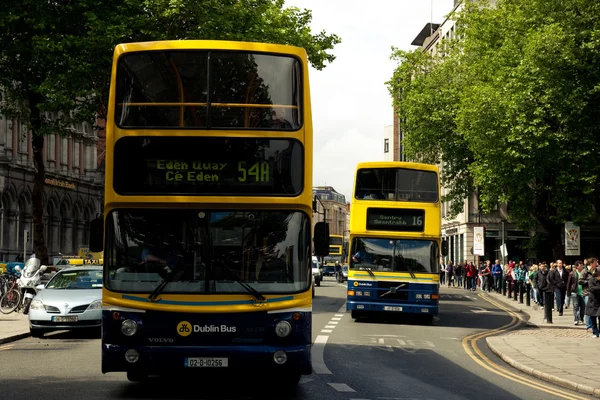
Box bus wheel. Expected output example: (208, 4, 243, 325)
(422, 314, 434, 325)
(127, 370, 148, 383)
(351, 310, 360, 320)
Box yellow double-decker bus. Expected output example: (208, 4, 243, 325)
(89, 40, 328, 384)
(329, 234, 344, 256)
(346, 162, 446, 323)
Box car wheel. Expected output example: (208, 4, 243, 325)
(30, 328, 45, 338)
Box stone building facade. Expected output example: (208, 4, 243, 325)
(0, 112, 103, 261)
(312, 186, 349, 241)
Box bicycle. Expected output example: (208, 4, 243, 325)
(0, 275, 22, 314)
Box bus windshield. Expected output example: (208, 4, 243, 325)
(354, 168, 438, 202)
(115, 50, 302, 130)
(349, 237, 438, 274)
(104, 209, 311, 294)
(329, 236, 343, 245)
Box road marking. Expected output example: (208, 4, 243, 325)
(440, 337, 458, 340)
(324, 325, 336, 329)
(470, 306, 490, 313)
(321, 329, 333, 333)
(328, 383, 356, 392)
(334, 313, 345, 317)
(328, 321, 339, 325)
(312, 335, 332, 374)
(0, 344, 14, 351)
(331, 317, 342, 321)
(461, 294, 589, 400)
(363, 334, 403, 337)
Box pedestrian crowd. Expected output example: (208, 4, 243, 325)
(440, 258, 600, 337)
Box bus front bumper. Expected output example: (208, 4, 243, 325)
(347, 300, 438, 315)
(102, 343, 312, 375)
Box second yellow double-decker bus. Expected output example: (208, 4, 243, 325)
(89, 40, 328, 384)
(346, 162, 445, 323)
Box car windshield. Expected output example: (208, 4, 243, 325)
(104, 209, 311, 294)
(47, 270, 103, 290)
(349, 237, 438, 273)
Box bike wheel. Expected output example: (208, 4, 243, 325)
(0, 289, 22, 314)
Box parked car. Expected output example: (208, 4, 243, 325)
(28, 267, 103, 337)
(312, 256, 323, 286)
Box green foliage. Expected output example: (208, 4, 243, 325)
(0, 0, 340, 263)
(0, 0, 340, 125)
(388, 0, 600, 256)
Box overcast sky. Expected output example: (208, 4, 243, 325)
(284, 0, 454, 202)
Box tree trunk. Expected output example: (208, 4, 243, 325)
(547, 224, 564, 262)
(28, 92, 50, 266)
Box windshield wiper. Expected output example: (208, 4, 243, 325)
(148, 264, 182, 301)
(361, 266, 375, 277)
(214, 262, 266, 301)
(396, 253, 417, 280)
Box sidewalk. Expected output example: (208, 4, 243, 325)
(486, 290, 587, 329)
(0, 311, 30, 344)
(483, 291, 600, 398)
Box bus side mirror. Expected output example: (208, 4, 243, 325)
(441, 239, 448, 257)
(89, 218, 104, 252)
(313, 222, 330, 257)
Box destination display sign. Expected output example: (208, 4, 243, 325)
(366, 208, 425, 232)
(113, 137, 303, 196)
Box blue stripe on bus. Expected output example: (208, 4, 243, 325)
(350, 274, 435, 280)
(121, 294, 295, 306)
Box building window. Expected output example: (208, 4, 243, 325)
(384, 138, 389, 153)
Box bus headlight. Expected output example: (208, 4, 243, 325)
(274, 320, 292, 338)
(125, 349, 140, 363)
(273, 350, 287, 364)
(121, 319, 138, 336)
(423, 294, 431, 299)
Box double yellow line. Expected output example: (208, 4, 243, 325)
(462, 294, 589, 400)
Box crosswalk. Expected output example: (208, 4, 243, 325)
(439, 293, 476, 301)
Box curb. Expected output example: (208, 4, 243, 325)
(483, 294, 586, 330)
(486, 338, 600, 398)
(0, 332, 30, 345)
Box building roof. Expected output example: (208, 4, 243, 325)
(411, 23, 441, 46)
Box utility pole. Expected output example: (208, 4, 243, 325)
(23, 229, 30, 260)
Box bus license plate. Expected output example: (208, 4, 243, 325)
(383, 306, 403, 312)
(52, 316, 78, 322)
(185, 358, 228, 368)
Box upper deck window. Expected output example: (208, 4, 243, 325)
(115, 51, 302, 130)
(355, 168, 438, 203)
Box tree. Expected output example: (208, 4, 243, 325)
(0, 0, 341, 265)
(388, 0, 600, 260)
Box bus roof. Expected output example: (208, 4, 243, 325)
(355, 161, 439, 173)
(113, 40, 308, 59)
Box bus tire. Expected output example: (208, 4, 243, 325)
(276, 373, 301, 386)
(127, 371, 148, 383)
(422, 314, 434, 325)
(351, 310, 360, 319)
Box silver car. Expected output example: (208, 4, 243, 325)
(28, 267, 103, 337)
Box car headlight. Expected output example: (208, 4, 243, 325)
(274, 320, 292, 338)
(30, 300, 44, 310)
(87, 300, 102, 310)
(121, 319, 138, 336)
